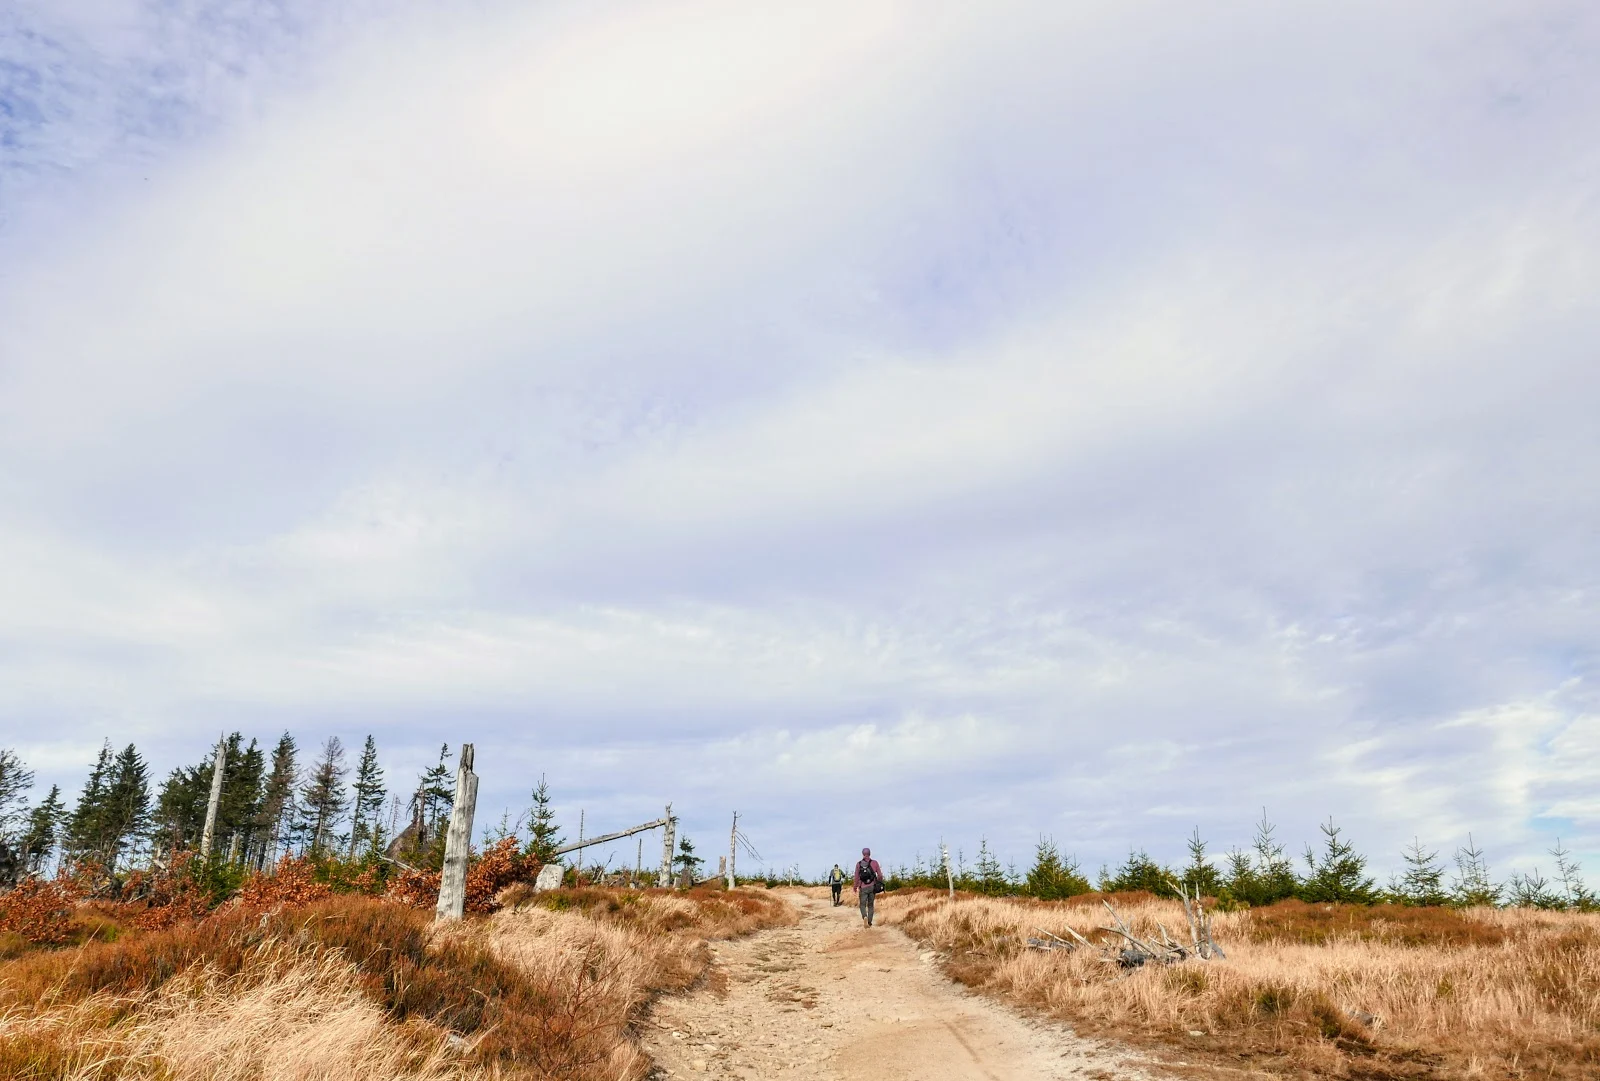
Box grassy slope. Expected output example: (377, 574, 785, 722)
(0, 885, 794, 1080)
(882, 889, 1600, 1080)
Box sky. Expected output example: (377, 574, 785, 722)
(2, 0, 1597, 884)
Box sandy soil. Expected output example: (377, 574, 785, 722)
(641, 888, 1153, 1081)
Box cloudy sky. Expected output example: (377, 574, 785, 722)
(2, 0, 1597, 882)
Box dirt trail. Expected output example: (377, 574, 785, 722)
(641, 888, 1152, 1081)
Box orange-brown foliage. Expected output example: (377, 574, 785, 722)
(235, 856, 335, 910)
(0, 878, 81, 945)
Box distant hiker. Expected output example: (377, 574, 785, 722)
(854, 847, 884, 927)
(828, 863, 846, 905)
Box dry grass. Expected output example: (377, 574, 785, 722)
(0, 886, 794, 1081)
(882, 889, 1600, 1079)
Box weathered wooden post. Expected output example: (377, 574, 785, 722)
(434, 743, 479, 922)
(727, 811, 738, 890)
(199, 733, 227, 860)
(658, 804, 675, 888)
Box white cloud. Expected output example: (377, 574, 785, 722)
(2, 0, 1598, 876)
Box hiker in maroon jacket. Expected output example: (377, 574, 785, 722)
(854, 847, 884, 927)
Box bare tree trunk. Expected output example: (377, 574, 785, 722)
(659, 804, 674, 888)
(942, 841, 954, 899)
(434, 744, 479, 922)
(200, 734, 226, 860)
(728, 811, 738, 890)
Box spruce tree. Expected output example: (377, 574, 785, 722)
(219, 736, 266, 863)
(418, 744, 454, 837)
(299, 737, 349, 856)
(525, 774, 564, 864)
(21, 784, 65, 875)
(1390, 837, 1448, 906)
(974, 837, 1005, 895)
(1550, 839, 1596, 912)
(673, 834, 703, 882)
(1182, 827, 1223, 896)
(1249, 810, 1300, 904)
(1300, 818, 1376, 903)
(1506, 867, 1560, 909)
(0, 748, 35, 839)
(65, 741, 114, 866)
(1099, 849, 1176, 896)
(152, 763, 209, 856)
(256, 733, 298, 868)
(100, 744, 152, 873)
(348, 735, 386, 858)
(1025, 835, 1090, 899)
(1449, 834, 1500, 907)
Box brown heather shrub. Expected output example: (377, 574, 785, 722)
(0, 887, 795, 1080)
(882, 889, 1600, 1079)
(0, 878, 82, 946)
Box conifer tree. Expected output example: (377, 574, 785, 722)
(1098, 848, 1176, 896)
(1550, 839, 1596, 912)
(348, 735, 386, 858)
(1390, 837, 1448, 906)
(673, 834, 703, 882)
(1450, 833, 1500, 907)
(1506, 866, 1560, 909)
(100, 744, 152, 873)
(152, 762, 209, 855)
(1248, 810, 1300, 904)
(1025, 835, 1090, 899)
(418, 743, 454, 837)
(525, 774, 564, 864)
(1182, 827, 1223, 896)
(219, 736, 266, 862)
(255, 733, 298, 868)
(65, 741, 113, 865)
(21, 784, 65, 875)
(974, 837, 1005, 895)
(1300, 818, 1376, 903)
(299, 737, 349, 856)
(0, 748, 34, 839)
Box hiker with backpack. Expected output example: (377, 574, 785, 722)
(828, 863, 847, 906)
(854, 847, 884, 927)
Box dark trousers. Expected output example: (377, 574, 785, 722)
(831, 882, 842, 904)
(859, 887, 876, 925)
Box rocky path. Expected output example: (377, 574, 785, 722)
(641, 888, 1151, 1081)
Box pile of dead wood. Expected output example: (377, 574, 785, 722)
(1025, 882, 1225, 968)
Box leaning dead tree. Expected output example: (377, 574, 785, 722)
(1026, 881, 1225, 968)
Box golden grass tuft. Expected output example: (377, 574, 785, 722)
(882, 889, 1600, 1079)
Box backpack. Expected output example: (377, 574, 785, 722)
(858, 859, 877, 886)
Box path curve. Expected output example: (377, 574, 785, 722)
(641, 888, 1152, 1081)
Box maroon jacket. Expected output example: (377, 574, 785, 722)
(854, 857, 883, 891)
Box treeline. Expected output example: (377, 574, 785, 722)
(0, 737, 570, 893)
(885, 812, 1599, 911)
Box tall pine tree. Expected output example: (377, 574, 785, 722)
(218, 736, 266, 863)
(65, 741, 114, 866)
(347, 735, 386, 858)
(255, 733, 298, 868)
(21, 784, 66, 875)
(299, 737, 349, 856)
(0, 748, 34, 840)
